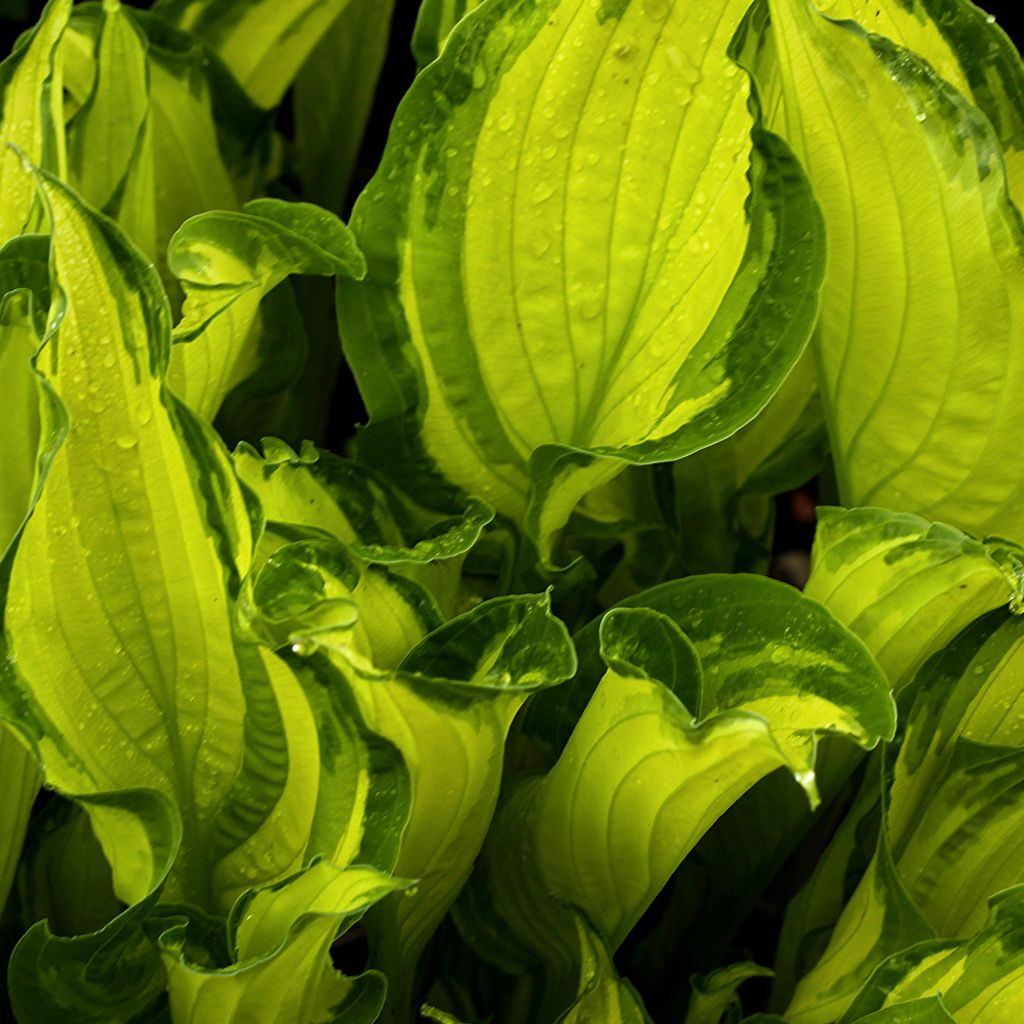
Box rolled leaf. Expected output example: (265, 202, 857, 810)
(258, 573, 577, 1019)
(233, 438, 492, 618)
(7, 789, 179, 1024)
(159, 860, 403, 1024)
(166, 198, 366, 423)
(786, 610, 1024, 1022)
(465, 580, 892, 1017)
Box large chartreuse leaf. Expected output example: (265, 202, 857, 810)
(338, 0, 824, 565)
(335, 595, 576, 1020)
(152, 0, 359, 109)
(839, 886, 1024, 1024)
(748, 0, 1024, 541)
(783, 813, 935, 1024)
(462, 579, 893, 1019)
(0, 169, 332, 914)
(47, 1, 256, 289)
(0, 0, 68, 244)
(165, 198, 365, 423)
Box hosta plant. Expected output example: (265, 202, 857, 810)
(2, 0, 1024, 1022)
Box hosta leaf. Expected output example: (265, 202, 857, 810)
(354, 597, 575, 1016)
(466, 581, 892, 1018)
(140, 19, 241, 263)
(12, 798, 121, 938)
(0, 0, 68, 244)
(890, 739, 1024, 938)
(233, 438, 492, 566)
(751, 0, 1024, 540)
(557, 915, 652, 1024)
(7, 789, 179, 1024)
(66, 0, 152, 250)
(804, 507, 1024, 692)
(290, 655, 410, 876)
(339, 0, 824, 564)
(153, 0, 359, 109)
(840, 886, 1024, 1024)
(810, 0, 1024, 192)
(0, 236, 52, 925)
(785, 825, 934, 1024)
(159, 861, 402, 1024)
(233, 439, 492, 618)
(242, 538, 442, 671)
(773, 510, 1024, 1003)
(0, 170, 323, 913)
(412, 0, 486, 67)
(881, 614, 1024, 935)
(684, 962, 773, 1024)
(253, 568, 576, 1019)
(293, 0, 396, 212)
(0, 725, 40, 918)
(166, 198, 365, 423)
(785, 610, 1024, 1022)
(528, 573, 895, 759)
(55, 3, 248, 291)
(845, 997, 957, 1024)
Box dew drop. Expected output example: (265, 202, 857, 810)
(532, 181, 555, 203)
(115, 434, 138, 450)
(530, 235, 553, 258)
